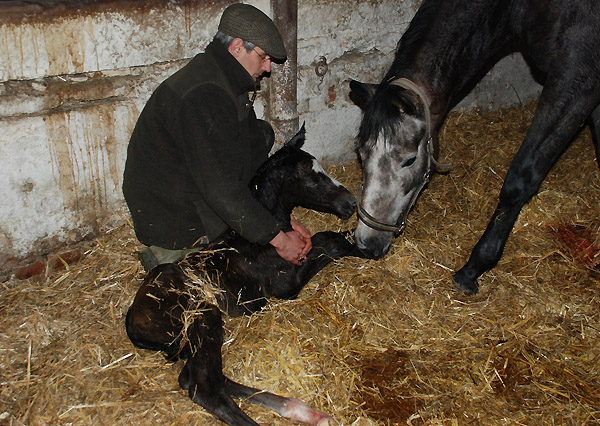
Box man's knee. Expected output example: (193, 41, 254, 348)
(137, 246, 201, 271)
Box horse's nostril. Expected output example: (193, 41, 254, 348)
(359, 247, 384, 259)
(355, 232, 391, 259)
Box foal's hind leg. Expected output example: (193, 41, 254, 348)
(454, 75, 600, 294)
(179, 304, 333, 426)
(225, 379, 332, 426)
(125, 264, 189, 358)
(177, 304, 263, 426)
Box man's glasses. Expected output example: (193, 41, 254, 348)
(252, 47, 270, 64)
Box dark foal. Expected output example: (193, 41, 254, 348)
(350, 0, 600, 294)
(126, 126, 360, 426)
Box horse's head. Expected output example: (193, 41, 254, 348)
(349, 79, 432, 259)
(255, 124, 356, 223)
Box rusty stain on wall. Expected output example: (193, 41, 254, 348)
(44, 113, 78, 212)
(44, 19, 83, 75)
(44, 102, 136, 221)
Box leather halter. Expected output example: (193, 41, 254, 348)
(356, 77, 449, 235)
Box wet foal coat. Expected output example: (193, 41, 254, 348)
(126, 127, 360, 426)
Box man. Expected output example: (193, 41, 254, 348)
(123, 3, 311, 270)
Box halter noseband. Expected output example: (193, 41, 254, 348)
(356, 77, 447, 235)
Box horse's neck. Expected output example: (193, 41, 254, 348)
(390, 0, 514, 117)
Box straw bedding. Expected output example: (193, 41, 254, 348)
(1, 102, 599, 425)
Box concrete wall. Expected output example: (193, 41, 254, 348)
(0, 0, 541, 263)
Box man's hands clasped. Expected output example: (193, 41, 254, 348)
(269, 214, 312, 265)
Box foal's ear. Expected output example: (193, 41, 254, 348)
(349, 80, 378, 110)
(286, 122, 306, 149)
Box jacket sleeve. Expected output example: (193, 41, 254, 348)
(178, 84, 281, 244)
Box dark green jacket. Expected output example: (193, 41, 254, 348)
(123, 41, 281, 249)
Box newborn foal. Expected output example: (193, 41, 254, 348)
(126, 126, 360, 426)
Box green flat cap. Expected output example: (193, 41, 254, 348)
(219, 3, 287, 61)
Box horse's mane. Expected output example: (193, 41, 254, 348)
(385, 0, 441, 80)
(356, 0, 440, 148)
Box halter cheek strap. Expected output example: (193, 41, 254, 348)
(390, 78, 453, 170)
(357, 143, 432, 236)
(356, 77, 450, 235)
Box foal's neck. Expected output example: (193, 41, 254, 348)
(251, 171, 294, 231)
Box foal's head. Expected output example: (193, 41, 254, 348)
(349, 79, 431, 258)
(252, 124, 356, 223)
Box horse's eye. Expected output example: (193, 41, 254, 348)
(401, 156, 416, 167)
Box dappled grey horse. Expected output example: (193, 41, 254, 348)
(350, 0, 600, 294)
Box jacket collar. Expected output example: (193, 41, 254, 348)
(205, 40, 258, 96)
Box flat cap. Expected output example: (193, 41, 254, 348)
(218, 3, 287, 61)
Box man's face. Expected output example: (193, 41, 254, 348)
(229, 38, 272, 80)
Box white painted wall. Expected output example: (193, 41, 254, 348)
(0, 0, 541, 261)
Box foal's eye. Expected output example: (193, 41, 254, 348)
(401, 156, 417, 167)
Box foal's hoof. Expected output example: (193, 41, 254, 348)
(453, 269, 479, 295)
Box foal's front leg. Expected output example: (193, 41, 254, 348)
(454, 78, 600, 294)
(270, 231, 362, 299)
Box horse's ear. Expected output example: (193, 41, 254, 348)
(349, 80, 378, 110)
(286, 122, 306, 149)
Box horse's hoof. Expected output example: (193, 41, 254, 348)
(453, 269, 479, 295)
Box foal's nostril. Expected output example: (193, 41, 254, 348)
(343, 197, 357, 218)
(332, 193, 357, 219)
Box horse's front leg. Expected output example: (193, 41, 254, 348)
(454, 83, 599, 294)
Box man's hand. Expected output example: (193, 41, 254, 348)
(270, 230, 308, 265)
(290, 214, 312, 258)
(269, 216, 313, 265)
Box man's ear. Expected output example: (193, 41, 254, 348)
(228, 38, 245, 58)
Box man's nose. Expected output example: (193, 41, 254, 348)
(263, 60, 271, 73)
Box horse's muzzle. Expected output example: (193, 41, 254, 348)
(354, 226, 393, 259)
